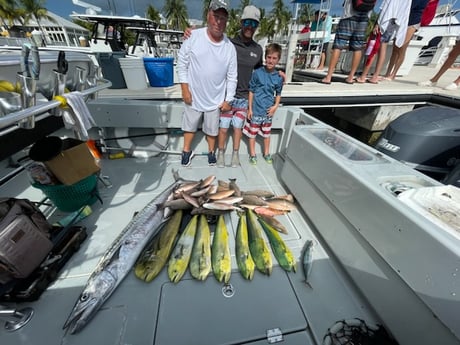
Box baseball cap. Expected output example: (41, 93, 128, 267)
(209, 0, 229, 13)
(241, 5, 260, 22)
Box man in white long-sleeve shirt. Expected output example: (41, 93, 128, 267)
(177, 0, 238, 166)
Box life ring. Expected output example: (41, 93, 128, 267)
(113, 127, 169, 157)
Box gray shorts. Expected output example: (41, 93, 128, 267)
(182, 105, 220, 136)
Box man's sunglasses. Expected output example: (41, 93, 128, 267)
(242, 19, 258, 28)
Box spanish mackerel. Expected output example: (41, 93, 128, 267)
(63, 170, 185, 334)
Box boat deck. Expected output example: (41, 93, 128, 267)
(0, 150, 378, 345)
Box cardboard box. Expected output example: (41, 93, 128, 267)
(44, 138, 100, 185)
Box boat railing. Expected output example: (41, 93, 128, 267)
(0, 78, 112, 136)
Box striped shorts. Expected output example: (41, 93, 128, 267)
(220, 98, 248, 129)
(333, 14, 369, 51)
(243, 115, 272, 139)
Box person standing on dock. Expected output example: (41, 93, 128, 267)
(243, 43, 283, 165)
(320, 0, 372, 85)
(312, 10, 333, 70)
(418, 39, 460, 90)
(382, 0, 430, 81)
(177, 0, 237, 167)
(356, 0, 410, 84)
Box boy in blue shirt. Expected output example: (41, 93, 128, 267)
(243, 43, 283, 165)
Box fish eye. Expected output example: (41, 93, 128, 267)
(80, 293, 89, 301)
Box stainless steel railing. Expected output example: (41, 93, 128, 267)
(0, 79, 112, 136)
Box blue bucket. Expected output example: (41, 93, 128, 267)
(143, 57, 174, 87)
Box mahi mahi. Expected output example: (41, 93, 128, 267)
(189, 214, 212, 280)
(235, 212, 255, 280)
(63, 171, 184, 334)
(258, 217, 296, 272)
(134, 209, 183, 282)
(211, 215, 232, 283)
(168, 214, 198, 283)
(246, 209, 272, 275)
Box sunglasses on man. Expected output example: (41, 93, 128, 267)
(242, 19, 258, 28)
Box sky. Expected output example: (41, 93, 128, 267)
(45, 0, 454, 22)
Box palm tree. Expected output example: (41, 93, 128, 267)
(19, 0, 55, 45)
(298, 3, 315, 25)
(237, 0, 250, 12)
(225, 8, 240, 38)
(163, 0, 189, 31)
(146, 4, 162, 25)
(270, 0, 291, 36)
(0, 0, 25, 29)
(255, 8, 275, 41)
(201, 0, 211, 25)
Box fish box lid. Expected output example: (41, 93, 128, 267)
(155, 267, 307, 345)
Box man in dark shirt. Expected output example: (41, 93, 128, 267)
(216, 5, 263, 167)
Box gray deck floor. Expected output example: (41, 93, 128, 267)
(0, 152, 379, 345)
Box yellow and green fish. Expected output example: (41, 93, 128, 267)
(235, 212, 255, 280)
(135, 210, 183, 282)
(189, 214, 212, 281)
(258, 217, 296, 272)
(211, 215, 232, 283)
(167, 214, 198, 283)
(246, 209, 272, 275)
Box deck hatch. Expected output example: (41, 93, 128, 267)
(155, 267, 307, 345)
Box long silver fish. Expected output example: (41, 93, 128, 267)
(63, 170, 184, 334)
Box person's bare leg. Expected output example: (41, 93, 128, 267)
(388, 26, 417, 79)
(356, 55, 374, 83)
(429, 42, 460, 83)
(384, 44, 399, 79)
(233, 127, 242, 151)
(316, 51, 326, 69)
(322, 48, 341, 83)
(263, 136, 271, 156)
(218, 127, 228, 151)
(368, 42, 389, 83)
(183, 131, 194, 152)
(453, 75, 460, 85)
(206, 135, 216, 153)
(248, 137, 256, 157)
(345, 50, 362, 83)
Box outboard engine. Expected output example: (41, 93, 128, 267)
(375, 105, 460, 181)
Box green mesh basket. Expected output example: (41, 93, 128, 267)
(33, 174, 100, 212)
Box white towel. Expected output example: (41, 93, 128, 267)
(62, 91, 97, 140)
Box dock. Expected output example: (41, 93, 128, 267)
(92, 64, 460, 144)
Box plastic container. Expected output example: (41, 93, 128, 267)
(119, 58, 148, 90)
(143, 57, 174, 87)
(32, 174, 100, 212)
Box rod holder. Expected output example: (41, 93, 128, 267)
(17, 72, 37, 129)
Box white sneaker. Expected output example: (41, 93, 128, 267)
(418, 80, 436, 87)
(444, 82, 459, 91)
